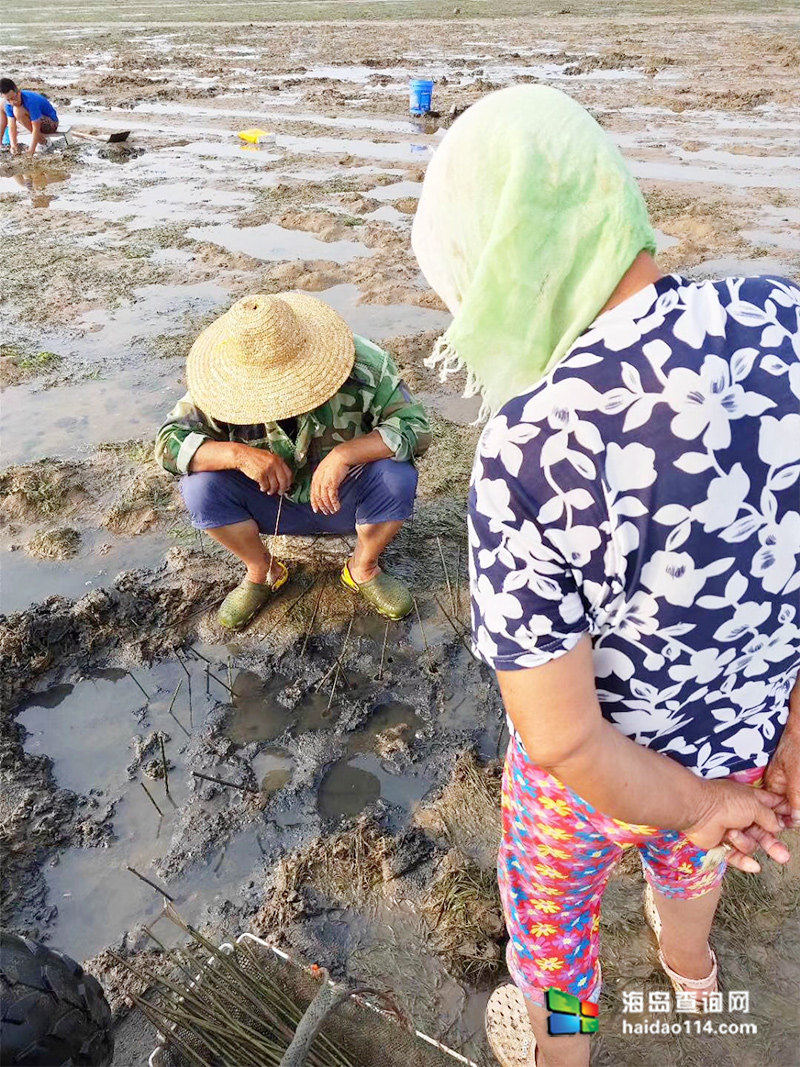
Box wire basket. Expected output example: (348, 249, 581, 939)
(148, 933, 480, 1067)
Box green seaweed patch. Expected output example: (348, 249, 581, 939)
(0, 344, 62, 386)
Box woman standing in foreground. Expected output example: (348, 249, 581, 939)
(413, 85, 800, 1067)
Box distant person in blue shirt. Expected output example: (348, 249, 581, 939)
(1, 78, 59, 156)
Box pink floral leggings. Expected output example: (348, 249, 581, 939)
(499, 734, 763, 1006)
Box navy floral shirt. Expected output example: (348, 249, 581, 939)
(469, 274, 800, 778)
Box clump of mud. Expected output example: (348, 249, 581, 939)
(414, 750, 502, 868)
(0, 344, 61, 388)
(422, 849, 504, 982)
(0, 460, 86, 524)
(257, 815, 403, 930)
(0, 548, 236, 699)
(102, 466, 177, 536)
(27, 527, 82, 560)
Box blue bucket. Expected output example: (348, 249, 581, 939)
(409, 78, 434, 115)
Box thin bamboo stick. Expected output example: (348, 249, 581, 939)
(433, 593, 478, 660)
(378, 620, 390, 681)
(436, 536, 455, 618)
(126, 671, 149, 700)
(125, 865, 174, 901)
(159, 732, 170, 797)
(140, 781, 163, 817)
(192, 770, 258, 794)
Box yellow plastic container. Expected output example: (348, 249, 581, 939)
(237, 128, 275, 145)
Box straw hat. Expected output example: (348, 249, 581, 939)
(186, 292, 355, 424)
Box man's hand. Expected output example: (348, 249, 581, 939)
(237, 446, 293, 495)
(310, 449, 350, 515)
(685, 778, 788, 872)
(764, 719, 800, 829)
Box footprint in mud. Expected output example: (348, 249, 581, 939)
(224, 670, 342, 743)
(318, 702, 430, 824)
(317, 759, 381, 820)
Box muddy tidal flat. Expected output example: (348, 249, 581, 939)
(1, 2, 799, 1066)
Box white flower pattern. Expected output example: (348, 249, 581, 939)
(469, 274, 800, 777)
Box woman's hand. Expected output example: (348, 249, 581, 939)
(310, 449, 350, 515)
(685, 778, 788, 872)
(236, 446, 293, 495)
(764, 685, 800, 828)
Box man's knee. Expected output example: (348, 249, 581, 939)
(369, 459, 418, 504)
(180, 470, 239, 518)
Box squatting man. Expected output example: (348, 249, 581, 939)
(156, 292, 431, 630)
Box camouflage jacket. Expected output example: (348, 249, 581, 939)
(155, 335, 431, 504)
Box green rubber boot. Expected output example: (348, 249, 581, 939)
(340, 562, 413, 621)
(217, 563, 289, 630)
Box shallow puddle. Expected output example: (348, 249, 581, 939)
(318, 759, 382, 821)
(252, 748, 295, 794)
(15, 652, 271, 960)
(318, 753, 432, 823)
(741, 227, 800, 253)
(225, 670, 340, 744)
(1, 367, 182, 467)
(367, 180, 423, 201)
(52, 179, 253, 228)
(688, 256, 793, 279)
(0, 168, 71, 207)
(45, 823, 266, 962)
(0, 529, 174, 617)
(321, 283, 450, 340)
(627, 157, 800, 190)
(278, 132, 434, 163)
(349, 700, 422, 753)
(654, 227, 679, 251)
(78, 281, 229, 346)
(19, 670, 151, 795)
(1, 280, 229, 465)
(187, 221, 372, 264)
(366, 204, 407, 225)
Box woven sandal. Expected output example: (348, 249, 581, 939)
(217, 563, 289, 630)
(340, 562, 413, 621)
(485, 984, 537, 1067)
(643, 882, 718, 1005)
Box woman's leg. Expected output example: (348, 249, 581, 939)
(524, 1001, 589, 1067)
(495, 737, 619, 1067)
(640, 766, 765, 985)
(649, 885, 720, 980)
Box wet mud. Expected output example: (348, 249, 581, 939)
(1, 3, 799, 1065)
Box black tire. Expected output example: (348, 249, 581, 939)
(0, 932, 114, 1067)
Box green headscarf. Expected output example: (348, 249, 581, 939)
(412, 85, 656, 419)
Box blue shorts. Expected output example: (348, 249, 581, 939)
(180, 459, 418, 535)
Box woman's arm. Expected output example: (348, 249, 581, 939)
(499, 634, 787, 868)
